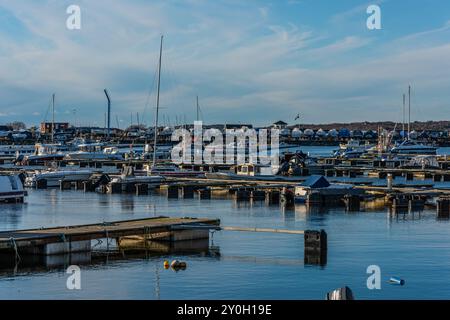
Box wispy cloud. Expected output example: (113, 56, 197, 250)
(0, 0, 449, 126)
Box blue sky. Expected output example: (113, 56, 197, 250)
(0, 0, 449, 127)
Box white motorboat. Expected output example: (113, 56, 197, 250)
(0, 174, 27, 202)
(205, 163, 296, 181)
(0, 145, 35, 159)
(333, 146, 371, 158)
(24, 169, 94, 187)
(65, 143, 124, 161)
(334, 140, 374, 158)
(390, 140, 437, 155)
(147, 164, 205, 178)
(110, 166, 165, 185)
(21, 143, 68, 165)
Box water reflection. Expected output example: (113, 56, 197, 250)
(121, 195, 135, 211)
(0, 239, 220, 277)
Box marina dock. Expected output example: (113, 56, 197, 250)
(0, 217, 220, 255)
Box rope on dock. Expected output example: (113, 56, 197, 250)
(104, 229, 110, 251)
(221, 227, 305, 235)
(9, 237, 21, 263)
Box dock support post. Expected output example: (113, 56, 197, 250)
(123, 183, 135, 193)
(181, 186, 194, 199)
(36, 179, 47, 189)
(387, 173, 393, 191)
(437, 197, 450, 219)
(107, 182, 122, 194)
(251, 190, 265, 201)
(60, 180, 72, 191)
(304, 230, 327, 266)
(167, 186, 179, 199)
(265, 190, 280, 205)
(409, 196, 424, 212)
(75, 181, 84, 190)
(392, 196, 408, 214)
(135, 183, 149, 196)
(344, 195, 360, 212)
(281, 188, 294, 206)
(198, 188, 211, 199)
(83, 181, 94, 192)
(234, 189, 251, 201)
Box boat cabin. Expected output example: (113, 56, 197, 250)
(34, 143, 69, 155)
(236, 164, 274, 176)
(77, 143, 105, 153)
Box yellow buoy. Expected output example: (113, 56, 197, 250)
(163, 260, 170, 269)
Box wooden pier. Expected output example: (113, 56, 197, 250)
(0, 217, 220, 255)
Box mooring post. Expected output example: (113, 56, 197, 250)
(437, 197, 450, 219)
(108, 182, 122, 194)
(181, 186, 194, 199)
(304, 229, 327, 266)
(135, 183, 149, 196)
(265, 190, 280, 205)
(251, 190, 265, 201)
(387, 173, 393, 191)
(59, 180, 72, 191)
(234, 189, 251, 201)
(344, 195, 360, 212)
(36, 179, 47, 189)
(167, 186, 179, 198)
(198, 188, 211, 200)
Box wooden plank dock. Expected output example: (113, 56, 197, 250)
(0, 216, 220, 253)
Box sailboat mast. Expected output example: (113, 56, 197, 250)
(196, 96, 199, 121)
(408, 85, 411, 140)
(52, 93, 55, 144)
(402, 94, 405, 141)
(152, 35, 163, 167)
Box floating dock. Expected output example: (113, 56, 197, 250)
(0, 216, 220, 256)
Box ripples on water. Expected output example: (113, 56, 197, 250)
(1, 146, 450, 300)
(1, 187, 450, 300)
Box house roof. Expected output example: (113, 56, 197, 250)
(273, 120, 288, 125)
(300, 175, 330, 188)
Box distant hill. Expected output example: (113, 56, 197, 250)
(289, 121, 450, 131)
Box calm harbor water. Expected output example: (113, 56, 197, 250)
(1, 146, 450, 300)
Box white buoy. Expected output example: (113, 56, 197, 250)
(389, 276, 405, 286)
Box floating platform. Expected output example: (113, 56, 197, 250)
(0, 216, 220, 255)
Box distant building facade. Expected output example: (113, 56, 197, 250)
(40, 122, 70, 134)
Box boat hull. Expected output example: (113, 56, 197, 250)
(390, 148, 437, 155)
(0, 175, 26, 202)
(25, 171, 93, 187)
